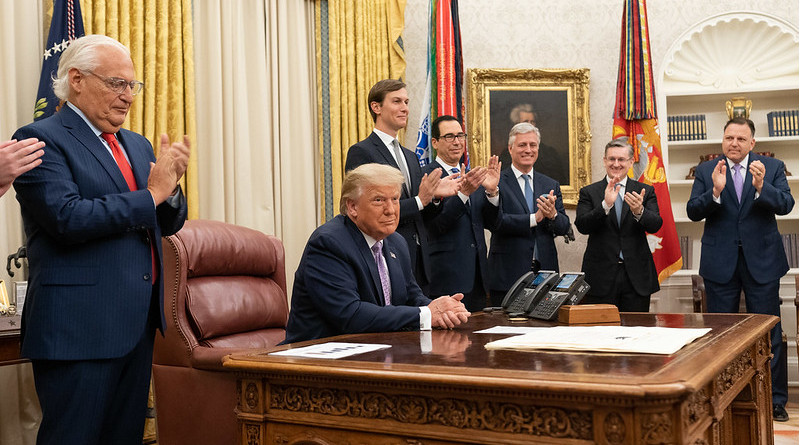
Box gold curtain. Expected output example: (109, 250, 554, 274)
(316, 0, 406, 221)
(77, 0, 199, 219)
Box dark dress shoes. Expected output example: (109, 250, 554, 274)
(773, 404, 789, 422)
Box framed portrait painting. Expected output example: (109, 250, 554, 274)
(466, 68, 591, 206)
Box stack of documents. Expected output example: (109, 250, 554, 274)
(484, 326, 711, 355)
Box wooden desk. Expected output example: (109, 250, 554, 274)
(0, 315, 23, 366)
(224, 313, 776, 445)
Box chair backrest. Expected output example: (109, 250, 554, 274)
(154, 219, 288, 370)
(691, 275, 707, 313)
(690, 274, 747, 314)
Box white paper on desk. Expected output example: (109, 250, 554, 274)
(474, 326, 550, 335)
(484, 326, 712, 355)
(270, 342, 391, 359)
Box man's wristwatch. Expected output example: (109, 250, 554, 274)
(485, 187, 499, 198)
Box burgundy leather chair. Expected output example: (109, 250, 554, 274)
(152, 219, 289, 445)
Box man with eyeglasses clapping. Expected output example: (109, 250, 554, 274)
(574, 138, 662, 312)
(12, 35, 190, 444)
(422, 116, 500, 311)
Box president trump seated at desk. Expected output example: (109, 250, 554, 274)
(284, 163, 470, 343)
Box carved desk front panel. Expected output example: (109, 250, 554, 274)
(225, 313, 776, 445)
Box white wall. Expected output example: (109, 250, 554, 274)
(402, 0, 799, 273)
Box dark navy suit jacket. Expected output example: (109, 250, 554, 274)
(421, 163, 498, 296)
(13, 105, 186, 360)
(687, 153, 794, 284)
(285, 215, 431, 343)
(488, 168, 570, 293)
(575, 178, 662, 296)
(345, 132, 436, 282)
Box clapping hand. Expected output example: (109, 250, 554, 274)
(482, 155, 500, 195)
(460, 166, 486, 196)
(148, 134, 191, 204)
(711, 160, 727, 198)
(535, 190, 557, 221)
(624, 188, 646, 216)
(604, 175, 621, 208)
(749, 160, 765, 193)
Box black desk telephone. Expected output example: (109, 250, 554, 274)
(502, 271, 591, 320)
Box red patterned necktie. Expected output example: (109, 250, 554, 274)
(100, 132, 158, 283)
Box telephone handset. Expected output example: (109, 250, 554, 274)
(527, 272, 591, 320)
(501, 270, 559, 314)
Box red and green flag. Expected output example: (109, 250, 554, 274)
(415, 0, 466, 167)
(612, 0, 683, 281)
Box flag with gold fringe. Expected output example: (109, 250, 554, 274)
(415, 0, 466, 168)
(34, 0, 85, 121)
(612, 0, 682, 281)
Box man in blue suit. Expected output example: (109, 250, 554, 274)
(285, 164, 470, 343)
(687, 117, 794, 422)
(422, 115, 500, 311)
(488, 122, 571, 306)
(345, 79, 460, 293)
(13, 35, 190, 444)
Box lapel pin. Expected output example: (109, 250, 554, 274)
(389, 252, 396, 259)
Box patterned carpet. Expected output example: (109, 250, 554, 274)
(774, 404, 799, 445)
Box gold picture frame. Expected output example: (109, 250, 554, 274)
(466, 68, 591, 207)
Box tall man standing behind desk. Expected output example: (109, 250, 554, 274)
(423, 115, 501, 311)
(488, 122, 570, 306)
(687, 117, 794, 422)
(575, 138, 662, 312)
(12, 35, 190, 444)
(345, 79, 459, 293)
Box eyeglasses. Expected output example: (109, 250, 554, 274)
(437, 133, 467, 142)
(604, 156, 632, 164)
(85, 71, 144, 96)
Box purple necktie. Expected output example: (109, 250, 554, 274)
(733, 163, 743, 203)
(371, 241, 391, 305)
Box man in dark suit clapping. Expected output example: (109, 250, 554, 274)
(345, 79, 460, 293)
(687, 117, 794, 421)
(13, 35, 189, 444)
(487, 123, 571, 306)
(422, 115, 500, 311)
(575, 138, 662, 312)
